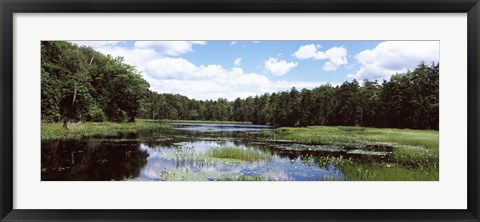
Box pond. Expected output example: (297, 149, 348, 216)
(41, 122, 391, 181)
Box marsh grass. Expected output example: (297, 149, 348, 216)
(268, 126, 438, 155)
(267, 125, 439, 180)
(208, 147, 272, 162)
(270, 126, 438, 149)
(339, 164, 439, 181)
(41, 119, 171, 140)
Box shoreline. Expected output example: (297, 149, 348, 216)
(41, 119, 170, 140)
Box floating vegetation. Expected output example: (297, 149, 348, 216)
(346, 149, 390, 156)
(158, 168, 266, 181)
(313, 155, 354, 168)
(273, 144, 344, 152)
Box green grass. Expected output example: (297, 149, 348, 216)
(340, 164, 439, 181)
(159, 119, 252, 124)
(41, 119, 171, 140)
(208, 147, 272, 162)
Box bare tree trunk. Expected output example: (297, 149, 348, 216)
(71, 88, 77, 108)
(63, 116, 70, 135)
(63, 88, 77, 133)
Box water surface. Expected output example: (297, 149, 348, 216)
(41, 122, 376, 181)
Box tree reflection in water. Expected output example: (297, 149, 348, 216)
(41, 134, 148, 181)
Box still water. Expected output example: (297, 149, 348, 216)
(41, 123, 357, 181)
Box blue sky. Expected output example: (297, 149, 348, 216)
(71, 40, 439, 101)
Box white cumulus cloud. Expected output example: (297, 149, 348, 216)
(264, 57, 298, 76)
(135, 41, 206, 56)
(352, 41, 439, 80)
(145, 58, 269, 100)
(146, 58, 198, 80)
(71, 41, 159, 76)
(293, 44, 348, 71)
(293, 44, 322, 59)
(69, 41, 208, 78)
(234, 58, 242, 66)
(145, 57, 323, 100)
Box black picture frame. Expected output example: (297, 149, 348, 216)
(1, 0, 479, 221)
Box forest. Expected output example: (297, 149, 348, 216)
(137, 63, 438, 130)
(42, 41, 439, 130)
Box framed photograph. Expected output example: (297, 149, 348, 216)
(1, 0, 479, 221)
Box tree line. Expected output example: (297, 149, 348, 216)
(138, 62, 438, 130)
(41, 41, 438, 130)
(41, 41, 149, 127)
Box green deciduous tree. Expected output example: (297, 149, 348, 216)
(41, 41, 149, 126)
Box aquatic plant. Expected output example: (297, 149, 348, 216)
(208, 147, 272, 162)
